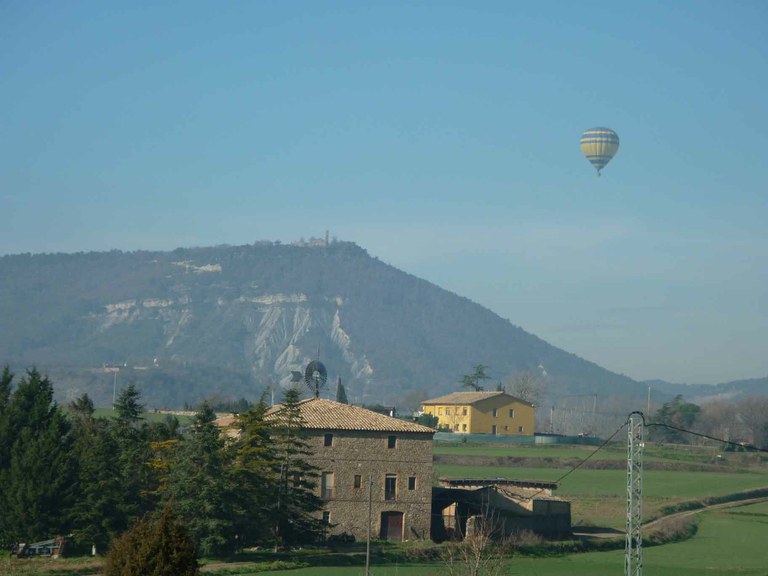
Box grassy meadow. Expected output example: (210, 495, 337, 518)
(435, 440, 768, 529)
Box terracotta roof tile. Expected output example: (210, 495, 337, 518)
(266, 398, 436, 434)
(421, 391, 532, 407)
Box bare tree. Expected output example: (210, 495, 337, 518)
(737, 397, 768, 448)
(699, 399, 739, 442)
(440, 514, 507, 576)
(504, 371, 545, 406)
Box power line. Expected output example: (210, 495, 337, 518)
(647, 422, 768, 454)
(521, 420, 629, 501)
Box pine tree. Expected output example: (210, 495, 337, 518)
(269, 388, 325, 546)
(231, 399, 278, 547)
(109, 384, 154, 528)
(166, 403, 241, 556)
(0, 369, 75, 546)
(68, 395, 125, 553)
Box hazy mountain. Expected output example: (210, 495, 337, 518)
(643, 377, 768, 404)
(1, 240, 757, 409)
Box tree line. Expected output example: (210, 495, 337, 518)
(649, 393, 768, 448)
(0, 366, 325, 557)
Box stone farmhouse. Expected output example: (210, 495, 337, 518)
(264, 398, 436, 542)
(421, 391, 535, 435)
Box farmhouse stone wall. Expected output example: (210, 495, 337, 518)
(305, 429, 434, 541)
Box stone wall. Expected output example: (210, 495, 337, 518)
(305, 429, 434, 541)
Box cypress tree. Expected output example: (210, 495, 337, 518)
(335, 378, 348, 404)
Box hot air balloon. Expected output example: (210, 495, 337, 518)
(580, 127, 619, 176)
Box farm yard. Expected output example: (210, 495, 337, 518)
(3, 440, 767, 575)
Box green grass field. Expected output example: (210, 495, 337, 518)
(92, 407, 193, 424)
(255, 501, 768, 575)
(436, 441, 768, 528)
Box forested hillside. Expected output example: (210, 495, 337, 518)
(2, 241, 651, 408)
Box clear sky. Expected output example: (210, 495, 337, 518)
(2, 1, 766, 385)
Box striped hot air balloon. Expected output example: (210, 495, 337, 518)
(580, 127, 619, 176)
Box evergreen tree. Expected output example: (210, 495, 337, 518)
(335, 378, 348, 404)
(166, 403, 242, 556)
(109, 384, 154, 528)
(269, 388, 325, 545)
(0, 369, 76, 546)
(68, 407, 125, 553)
(0, 364, 12, 411)
(0, 365, 14, 480)
(461, 364, 491, 392)
(104, 504, 199, 576)
(650, 395, 702, 444)
(67, 393, 133, 553)
(232, 398, 278, 546)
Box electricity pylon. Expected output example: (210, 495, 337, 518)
(625, 411, 644, 576)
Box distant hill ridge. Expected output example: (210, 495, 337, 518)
(0, 241, 761, 408)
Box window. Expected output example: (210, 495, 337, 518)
(445, 407, 451, 416)
(438, 408, 443, 415)
(387, 435, 397, 449)
(463, 407, 467, 416)
(385, 474, 397, 501)
(454, 424, 459, 431)
(324, 433, 334, 447)
(492, 408, 498, 417)
(518, 426, 524, 433)
(321, 472, 335, 499)
(408, 476, 417, 490)
(504, 425, 509, 431)
(462, 424, 467, 431)
(322, 511, 331, 524)
(354, 474, 362, 489)
(509, 409, 515, 418)
(492, 425, 497, 435)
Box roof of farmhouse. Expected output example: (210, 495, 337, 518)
(265, 398, 436, 434)
(421, 391, 533, 407)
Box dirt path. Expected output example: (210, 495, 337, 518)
(642, 495, 768, 530)
(573, 493, 768, 539)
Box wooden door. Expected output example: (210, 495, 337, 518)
(380, 511, 404, 541)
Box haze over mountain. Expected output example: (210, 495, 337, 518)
(0, 241, 762, 410)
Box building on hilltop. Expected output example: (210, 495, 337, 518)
(263, 398, 436, 542)
(420, 391, 534, 435)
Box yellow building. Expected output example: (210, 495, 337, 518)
(421, 391, 534, 435)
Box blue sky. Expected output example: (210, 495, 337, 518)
(1, 1, 766, 384)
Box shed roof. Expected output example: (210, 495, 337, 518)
(438, 478, 558, 490)
(421, 391, 533, 407)
(265, 398, 436, 434)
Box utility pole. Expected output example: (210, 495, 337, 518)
(365, 475, 373, 576)
(647, 385, 652, 415)
(626, 411, 644, 576)
(550, 405, 555, 434)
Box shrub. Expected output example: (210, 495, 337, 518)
(104, 505, 199, 576)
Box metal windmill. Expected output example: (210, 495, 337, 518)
(304, 360, 328, 399)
